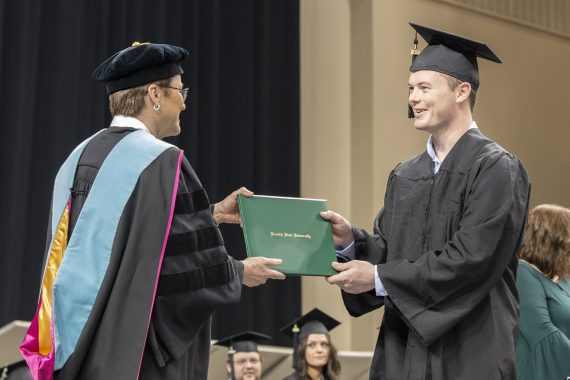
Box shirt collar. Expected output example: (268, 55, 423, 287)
(426, 121, 478, 173)
(109, 115, 150, 133)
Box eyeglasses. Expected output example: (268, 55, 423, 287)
(159, 85, 189, 101)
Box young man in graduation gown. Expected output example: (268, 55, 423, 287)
(215, 331, 271, 380)
(323, 24, 531, 380)
(20, 42, 285, 380)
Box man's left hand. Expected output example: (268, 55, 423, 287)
(213, 187, 253, 224)
(327, 261, 375, 294)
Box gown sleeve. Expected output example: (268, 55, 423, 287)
(340, 171, 398, 317)
(145, 155, 243, 366)
(341, 212, 388, 317)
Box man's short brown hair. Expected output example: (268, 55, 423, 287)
(444, 74, 476, 112)
(109, 78, 171, 117)
(519, 204, 570, 280)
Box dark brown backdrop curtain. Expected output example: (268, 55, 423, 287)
(0, 0, 300, 346)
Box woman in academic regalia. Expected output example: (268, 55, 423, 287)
(281, 308, 341, 380)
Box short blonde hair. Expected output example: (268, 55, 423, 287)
(109, 78, 171, 116)
(519, 204, 570, 280)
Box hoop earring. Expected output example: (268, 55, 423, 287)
(153, 103, 160, 112)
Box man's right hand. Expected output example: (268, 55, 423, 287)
(327, 260, 375, 294)
(241, 256, 286, 287)
(320, 210, 355, 248)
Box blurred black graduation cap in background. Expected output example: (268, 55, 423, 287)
(280, 308, 341, 371)
(215, 330, 271, 355)
(407, 22, 502, 118)
(280, 308, 340, 340)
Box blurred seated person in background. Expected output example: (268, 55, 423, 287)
(215, 331, 270, 380)
(280, 308, 341, 380)
(1, 360, 33, 380)
(516, 204, 570, 380)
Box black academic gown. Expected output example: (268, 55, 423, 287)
(342, 129, 530, 380)
(52, 127, 243, 380)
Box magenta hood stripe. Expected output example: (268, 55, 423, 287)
(20, 290, 54, 380)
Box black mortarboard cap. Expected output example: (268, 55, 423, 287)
(215, 331, 271, 354)
(92, 42, 189, 95)
(280, 308, 340, 340)
(407, 23, 501, 118)
(409, 23, 501, 90)
(280, 308, 340, 370)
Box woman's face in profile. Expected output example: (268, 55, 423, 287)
(305, 333, 331, 370)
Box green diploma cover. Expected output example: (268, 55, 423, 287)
(237, 195, 337, 276)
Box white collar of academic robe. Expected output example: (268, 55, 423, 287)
(109, 115, 150, 134)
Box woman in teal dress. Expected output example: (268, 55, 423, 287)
(516, 204, 570, 380)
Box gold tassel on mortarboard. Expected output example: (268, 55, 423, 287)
(410, 31, 420, 57)
(408, 31, 420, 119)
